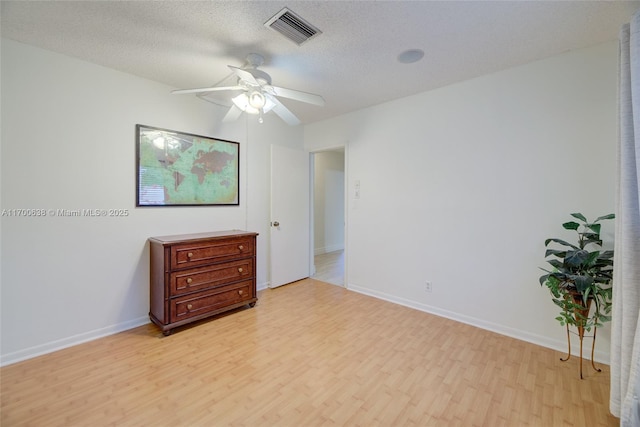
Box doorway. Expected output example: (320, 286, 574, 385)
(311, 149, 345, 286)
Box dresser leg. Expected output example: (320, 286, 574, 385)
(163, 329, 172, 336)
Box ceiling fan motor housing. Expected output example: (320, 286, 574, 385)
(245, 68, 271, 86)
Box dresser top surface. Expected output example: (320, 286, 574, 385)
(149, 230, 258, 245)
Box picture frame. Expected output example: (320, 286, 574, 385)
(136, 124, 239, 206)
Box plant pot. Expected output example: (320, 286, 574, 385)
(568, 290, 593, 339)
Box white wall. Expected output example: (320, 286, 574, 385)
(1, 37, 619, 365)
(305, 42, 618, 362)
(0, 39, 303, 364)
(313, 151, 345, 254)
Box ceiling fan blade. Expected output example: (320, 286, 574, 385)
(222, 105, 244, 122)
(270, 86, 325, 106)
(196, 92, 233, 108)
(228, 66, 260, 86)
(266, 94, 301, 126)
(171, 85, 243, 95)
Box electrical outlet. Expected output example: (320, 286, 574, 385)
(425, 281, 432, 293)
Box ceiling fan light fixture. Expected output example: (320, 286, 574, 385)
(248, 91, 266, 109)
(232, 93, 257, 114)
(232, 92, 275, 119)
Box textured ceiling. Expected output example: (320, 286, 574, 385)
(2, 1, 639, 125)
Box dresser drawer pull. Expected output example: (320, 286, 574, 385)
(186, 278, 193, 284)
(187, 303, 193, 310)
(238, 245, 244, 251)
(187, 252, 193, 259)
(238, 290, 244, 296)
(238, 268, 243, 273)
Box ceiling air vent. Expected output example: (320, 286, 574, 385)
(265, 8, 322, 46)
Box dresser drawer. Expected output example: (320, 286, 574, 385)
(171, 237, 254, 270)
(171, 281, 254, 323)
(170, 259, 254, 296)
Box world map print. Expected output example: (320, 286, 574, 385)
(137, 125, 239, 206)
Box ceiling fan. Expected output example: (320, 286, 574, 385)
(171, 53, 325, 126)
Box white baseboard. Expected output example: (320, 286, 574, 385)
(347, 283, 610, 365)
(4, 282, 273, 366)
(0, 316, 150, 367)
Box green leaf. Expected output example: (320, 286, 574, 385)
(574, 275, 594, 292)
(587, 223, 601, 234)
(595, 213, 615, 222)
(594, 263, 614, 271)
(562, 221, 580, 230)
(582, 232, 602, 245)
(548, 271, 568, 280)
(549, 287, 562, 298)
(594, 275, 613, 284)
(599, 250, 614, 259)
(545, 238, 579, 250)
(584, 251, 600, 267)
(571, 213, 587, 222)
(565, 249, 589, 267)
(547, 259, 564, 269)
(545, 249, 566, 258)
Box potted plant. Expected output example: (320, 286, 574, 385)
(539, 212, 614, 377)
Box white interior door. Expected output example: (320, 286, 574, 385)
(270, 144, 310, 288)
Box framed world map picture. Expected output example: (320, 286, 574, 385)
(136, 125, 239, 206)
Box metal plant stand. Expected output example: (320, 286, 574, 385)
(560, 323, 601, 379)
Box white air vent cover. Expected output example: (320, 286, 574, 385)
(265, 8, 322, 46)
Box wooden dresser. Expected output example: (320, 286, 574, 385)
(148, 230, 258, 335)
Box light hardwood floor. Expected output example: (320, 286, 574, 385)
(313, 250, 344, 286)
(1, 279, 616, 426)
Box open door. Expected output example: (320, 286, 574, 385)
(270, 144, 310, 288)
